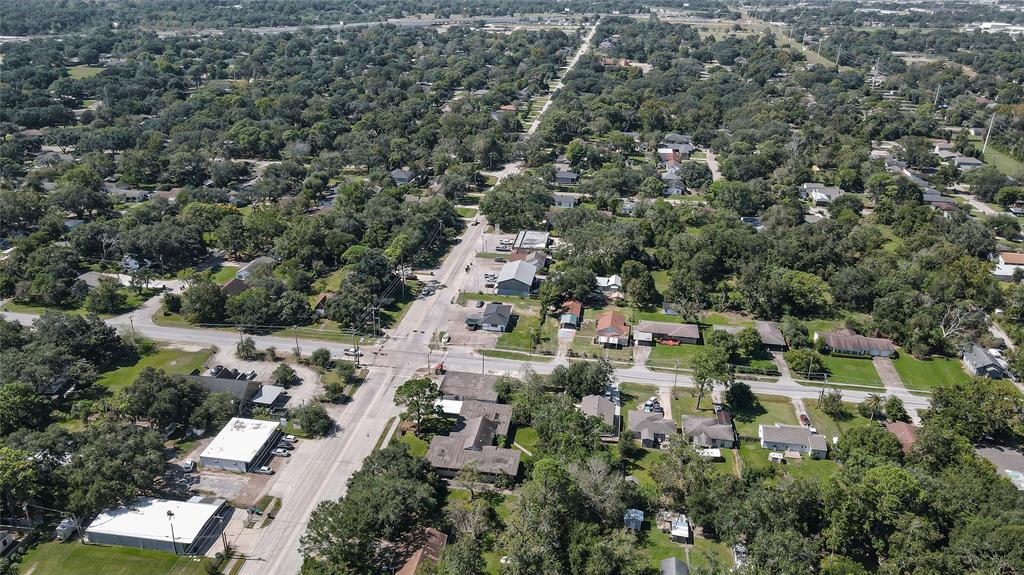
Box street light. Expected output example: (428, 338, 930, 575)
(167, 510, 177, 554)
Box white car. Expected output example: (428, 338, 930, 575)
(181, 459, 196, 473)
(283, 435, 298, 443)
(343, 347, 363, 357)
(272, 448, 291, 457)
(254, 466, 274, 475)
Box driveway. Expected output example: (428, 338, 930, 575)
(872, 357, 906, 392)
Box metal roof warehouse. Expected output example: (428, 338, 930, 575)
(200, 417, 281, 473)
(85, 497, 227, 554)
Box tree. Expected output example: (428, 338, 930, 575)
(859, 393, 884, 421)
(436, 538, 486, 575)
(548, 359, 613, 399)
(819, 390, 846, 419)
(63, 421, 165, 515)
(189, 392, 236, 432)
(121, 368, 207, 431)
(83, 276, 126, 314)
(784, 348, 825, 377)
(966, 166, 1009, 202)
(394, 378, 442, 431)
(293, 403, 332, 437)
(707, 180, 765, 216)
(832, 425, 903, 464)
(180, 280, 226, 324)
(0, 383, 50, 435)
(310, 348, 331, 370)
(479, 174, 553, 231)
(724, 381, 756, 412)
(272, 364, 299, 387)
(236, 336, 258, 360)
(498, 459, 577, 574)
(922, 378, 1023, 442)
(692, 346, 731, 410)
(884, 395, 908, 422)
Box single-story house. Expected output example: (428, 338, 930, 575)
(595, 274, 623, 293)
(76, 271, 130, 289)
(623, 508, 644, 531)
(661, 557, 690, 575)
(221, 278, 250, 297)
(993, 252, 1024, 280)
(479, 302, 513, 332)
(440, 371, 500, 403)
(396, 528, 448, 575)
(628, 410, 676, 448)
(669, 515, 691, 544)
(560, 300, 583, 329)
(390, 168, 416, 185)
(110, 188, 151, 203)
(962, 344, 1007, 379)
(580, 394, 616, 431)
(816, 330, 896, 358)
(595, 310, 630, 348)
(680, 413, 736, 448)
(953, 155, 984, 170)
(755, 320, 787, 350)
(456, 400, 514, 437)
(884, 421, 918, 454)
(810, 186, 844, 205)
(84, 497, 227, 555)
(554, 170, 579, 186)
(313, 292, 332, 317)
(553, 192, 577, 208)
(425, 416, 520, 481)
(662, 133, 693, 146)
(236, 256, 276, 280)
(512, 230, 549, 252)
(508, 250, 546, 269)
(634, 321, 701, 346)
(740, 216, 765, 231)
(758, 423, 828, 458)
(495, 261, 537, 296)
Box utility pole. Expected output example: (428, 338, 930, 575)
(293, 328, 300, 359)
(983, 112, 997, 154)
(673, 362, 679, 388)
(933, 83, 942, 109)
(835, 45, 841, 69)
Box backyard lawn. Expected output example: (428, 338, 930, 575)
(67, 65, 104, 79)
(890, 352, 971, 392)
(207, 264, 239, 284)
(732, 393, 799, 438)
(394, 431, 429, 458)
(96, 346, 213, 392)
(737, 440, 840, 483)
(456, 207, 478, 218)
(640, 516, 734, 571)
(496, 314, 558, 354)
(818, 355, 883, 387)
(20, 541, 209, 575)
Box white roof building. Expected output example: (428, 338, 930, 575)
(85, 497, 226, 554)
(199, 417, 280, 473)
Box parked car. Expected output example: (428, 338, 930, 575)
(475, 300, 485, 308)
(799, 414, 810, 426)
(181, 459, 196, 473)
(485, 282, 495, 288)
(277, 441, 295, 450)
(471, 219, 479, 226)
(495, 257, 507, 263)
(255, 466, 274, 475)
(272, 448, 291, 457)
(283, 435, 298, 443)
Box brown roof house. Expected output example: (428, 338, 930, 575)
(755, 320, 787, 350)
(439, 371, 500, 403)
(628, 410, 676, 448)
(581, 394, 617, 437)
(425, 415, 520, 481)
(396, 528, 448, 575)
(634, 321, 701, 346)
(884, 422, 918, 454)
(816, 330, 896, 358)
(595, 311, 631, 348)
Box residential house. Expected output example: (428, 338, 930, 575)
(425, 416, 520, 481)
(76, 271, 129, 289)
(554, 170, 579, 186)
(953, 155, 984, 171)
(479, 302, 514, 332)
(755, 320, 787, 350)
(553, 192, 577, 208)
(628, 410, 676, 448)
(512, 230, 549, 252)
(993, 251, 1024, 280)
(440, 371, 500, 403)
(236, 256, 276, 280)
(962, 344, 1007, 379)
(661, 557, 690, 575)
(594, 310, 630, 348)
(816, 330, 896, 358)
(669, 515, 691, 544)
(884, 422, 918, 454)
(801, 182, 844, 205)
(456, 400, 514, 437)
(740, 216, 765, 231)
(390, 168, 416, 185)
(580, 394, 616, 432)
(495, 261, 537, 296)
(595, 274, 623, 294)
(110, 188, 151, 203)
(508, 250, 546, 269)
(313, 292, 331, 317)
(623, 509, 644, 531)
(396, 528, 448, 575)
(680, 412, 736, 448)
(634, 321, 701, 346)
(220, 278, 250, 297)
(758, 424, 828, 458)
(559, 300, 583, 329)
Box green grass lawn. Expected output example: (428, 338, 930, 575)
(651, 270, 670, 293)
(456, 207, 478, 218)
(732, 394, 799, 438)
(818, 355, 883, 387)
(394, 431, 429, 457)
(802, 400, 874, 440)
(481, 349, 554, 362)
(207, 264, 239, 284)
(67, 65, 104, 79)
(646, 343, 704, 369)
(890, 352, 971, 392)
(620, 383, 659, 425)
(737, 439, 839, 483)
(496, 314, 558, 354)
(2, 288, 152, 318)
(20, 542, 209, 575)
(96, 346, 213, 392)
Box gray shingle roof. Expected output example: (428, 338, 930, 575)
(661, 558, 690, 575)
(496, 260, 537, 286)
(581, 395, 615, 427)
(628, 410, 676, 436)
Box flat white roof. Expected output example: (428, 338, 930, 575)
(86, 498, 223, 545)
(200, 417, 279, 463)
